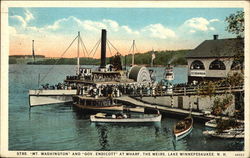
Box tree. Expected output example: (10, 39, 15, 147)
(225, 11, 244, 38)
(110, 52, 122, 70)
(225, 11, 244, 67)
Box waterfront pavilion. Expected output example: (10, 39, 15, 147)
(186, 35, 244, 84)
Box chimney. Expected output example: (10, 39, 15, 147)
(213, 34, 218, 40)
(100, 29, 107, 68)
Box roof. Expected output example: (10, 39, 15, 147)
(186, 38, 244, 58)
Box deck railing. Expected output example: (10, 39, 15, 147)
(127, 85, 244, 97)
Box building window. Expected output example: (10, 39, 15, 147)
(190, 60, 205, 70)
(231, 60, 243, 70)
(209, 60, 226, 70)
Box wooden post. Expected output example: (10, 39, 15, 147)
(132, 40, 135, 66)
(171, 95, 174, 108)
(77, 32, 80, 75)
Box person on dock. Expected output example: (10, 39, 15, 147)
(76, 85, 80, 95)
(80, 87, 84, 95)
(152, 86, 156, 97)
(147, 86, 150, 95)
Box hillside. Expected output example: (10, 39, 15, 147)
(9, 49, 190, 66)
(122, 50, 189, 66)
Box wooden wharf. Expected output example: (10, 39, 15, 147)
(115, 95, 244, 122)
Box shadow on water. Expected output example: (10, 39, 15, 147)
(72, 105, 94, 120)
(28, 102, 73, 119)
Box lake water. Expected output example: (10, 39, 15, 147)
(8, 65, 244, 151)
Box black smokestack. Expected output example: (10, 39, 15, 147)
(100, 29, 107, 68)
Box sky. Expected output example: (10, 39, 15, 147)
(9, 8, 243, 58)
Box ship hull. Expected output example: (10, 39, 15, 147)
(90, 114, 162, 123)
(74, 103, 123, 113)
(29, 89, 77, 107)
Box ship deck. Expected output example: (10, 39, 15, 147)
(64, 79, 135, 85)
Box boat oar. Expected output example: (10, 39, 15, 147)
(172, 139, 176, 150)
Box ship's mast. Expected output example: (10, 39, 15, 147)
(77, 31, 80, 75)
(32, 40, 35, 62)
(132, 40, 135, 66)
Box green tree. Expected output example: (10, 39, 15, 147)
(9, 57, 17, 64)
(225, 11, 244, 38)
(225, 11, 244, 68)
(110, 52, 122, 70)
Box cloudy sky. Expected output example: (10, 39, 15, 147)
(9, 8, 242, 58)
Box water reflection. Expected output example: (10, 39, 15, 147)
(154, 123, 161, 137)
(95, 124, 110, 151)
(92, 122, 163, 151)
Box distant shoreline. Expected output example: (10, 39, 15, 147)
(9, 49, 190, 65)
(9, 63, 188, 68)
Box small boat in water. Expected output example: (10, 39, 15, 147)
(205, 119, 218, 128)
(173, 116, 193, 140)
(165, 64, 174, 81)
(90, 113, 162, 123)
(203, 126, 244, 139)
(205, 118, 244, 128)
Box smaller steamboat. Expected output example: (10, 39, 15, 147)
(90, 112, 161, 123)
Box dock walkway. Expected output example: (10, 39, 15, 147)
(115, 96, 244, 122)
(115, 96, 203, 116)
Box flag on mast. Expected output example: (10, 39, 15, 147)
(151, 50, 155, 67)
(152, 52, 156, 60)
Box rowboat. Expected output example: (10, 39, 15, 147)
(205, 119, 217, 128)
(203, 126, 244, 139)
(205, 119, 244, 128)
(173, 116, 193, 140)
(90, 113, 162, 123)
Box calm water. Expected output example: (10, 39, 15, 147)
(9, 65, 244, 151)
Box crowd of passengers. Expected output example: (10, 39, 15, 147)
(41, 83, 77, 90)
(41, 81, 201, 96)
(75, 82, 175, 98)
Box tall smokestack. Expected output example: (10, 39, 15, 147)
(100, 29, 107, 68)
